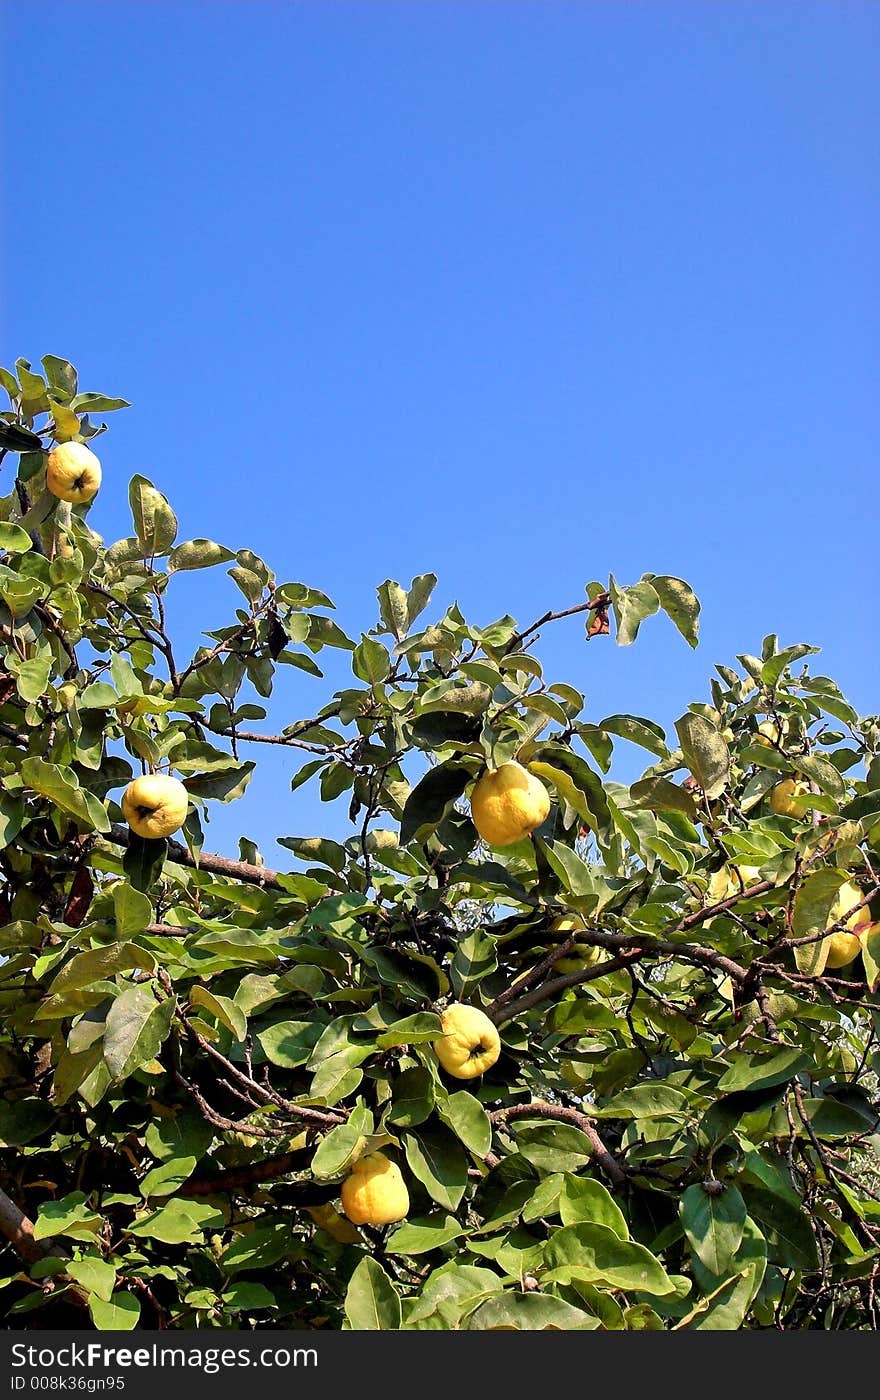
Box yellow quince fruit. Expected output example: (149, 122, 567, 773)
(46, 442, 102, 504)
(549, 914, 602, 973)
(822, 880, 873, 969)
(121, 773, 189, 839)
(470, 761, 550, 847)
(434, 1003, 501, 1079)
(340, 1152, 409, 1226)
(769, 777, 811, 818)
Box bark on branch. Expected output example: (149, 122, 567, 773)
(490, 1102, 626, 1188)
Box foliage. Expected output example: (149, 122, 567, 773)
(0, 355, 879, 1332)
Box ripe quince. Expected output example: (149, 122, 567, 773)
(121, 773, 189, 839)
(470, 762, 550, 846)
(434, 1003, 500, 1079)
(46, 442, 102, 504)
(340, 1152, 409, 1226)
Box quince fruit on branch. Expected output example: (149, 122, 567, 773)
(340, 1152, 409, 1226)
(549, 914, 604, 973)
(769, 777, 811, 818)
(434, 1003, 501, 1079)
(707, 865, 762, 903)
(46, 442, 102, 504)
(470, 761, 550, 846)
(822, 880, 874, 969)
(121, 773, 190, 840)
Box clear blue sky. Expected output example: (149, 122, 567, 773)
(2, 2, 877, 861)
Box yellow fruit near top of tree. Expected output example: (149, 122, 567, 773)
(756, 718, 784, 748)
(340, 1152, 409, 1226)
(46, 442, 102, 504)
(121, 773, 190, 839)
(769, 777, 811, 818)
(822, 880, 873, 969)
(470, 761, 550, 846)
(707, 865, 762, 903)
(434, 1003, 501, 1079)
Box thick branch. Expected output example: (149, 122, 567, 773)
(0, 1186, 50, 1265)
(107, 823, 282, 889)
(493, 927, 751, 1026)
(0, 1187, 90, 1309)
(181, 1148, 317, 1197)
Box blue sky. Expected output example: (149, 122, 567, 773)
(2, 2, 877, 861)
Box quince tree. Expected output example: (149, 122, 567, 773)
(0, 356, 878, 1332)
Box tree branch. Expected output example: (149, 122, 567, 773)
(106, 823, 283, 889)
(490, 1101, 626, 1187)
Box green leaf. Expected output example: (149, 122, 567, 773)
(145, 1108, 214, 1163)
(686, 1217, 767, 1331)
(399, 764, 473, 846)
(559, 1175, 629, 1239)
(387, 1213, 464, 1255)
(21, 757, 111, 833)
(597, 1084, 690, 1120)
(344, 1256, 401, 1331)
(405, 1265, 502, 1328)
(716, 1047, 812, 1094)
(222, 1282, 278, 1312)
(609, 575, 660, 646)
(256, 1020, 322, 1069)
(66, 1258, 116, 1302)
(645, 575, 701, 649)
(16, 656, 53, 704)
(139, 1156, 198, 1198)
(41, 356, 78, 399)
(378, 574, 436, 639)
(111, 881, 154, 936)
(0, 1098, 55, 1147)
(122, 833, 167, 893)
(189, 986, 247, 1040)
(740, 1184, 819, 1272)
(469, 1293, 600, 1330)
(674, 713, 730, 800)
(103, 985, 174, 1080)
(33, 1193, 101, 1241)
(629, 776, 698, 818)
(404, 1124, 468, 1211)
(70, 392, 130, 414)
(450, 929, 498, 998)
(128, 1198, 224, 1244)
(680, 1183, 746, 1275)
(168, 539, 234, 571)
(376, 1013, 443, 1049)
(0, 521, 34, 553)
(48, 942, 154, 995)
(352, 636, 391, 684)
(513, 1123, 594, 1174)
(537, 838, 596, 897)
(436, 1091, 492, 1157)
(128, 475, 178, 556)
(311, 1110, 372, 1180)
(88, 1291, 141, 1330)
(387, 1067, 435, 1129)
(791, 869, 846, 976)
(543, 1223, 676, 1296)
(183, 761, 255, 803)
(600, 713, 669, 759)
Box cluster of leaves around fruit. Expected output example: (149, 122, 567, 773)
(0, 355, 879, 1332)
